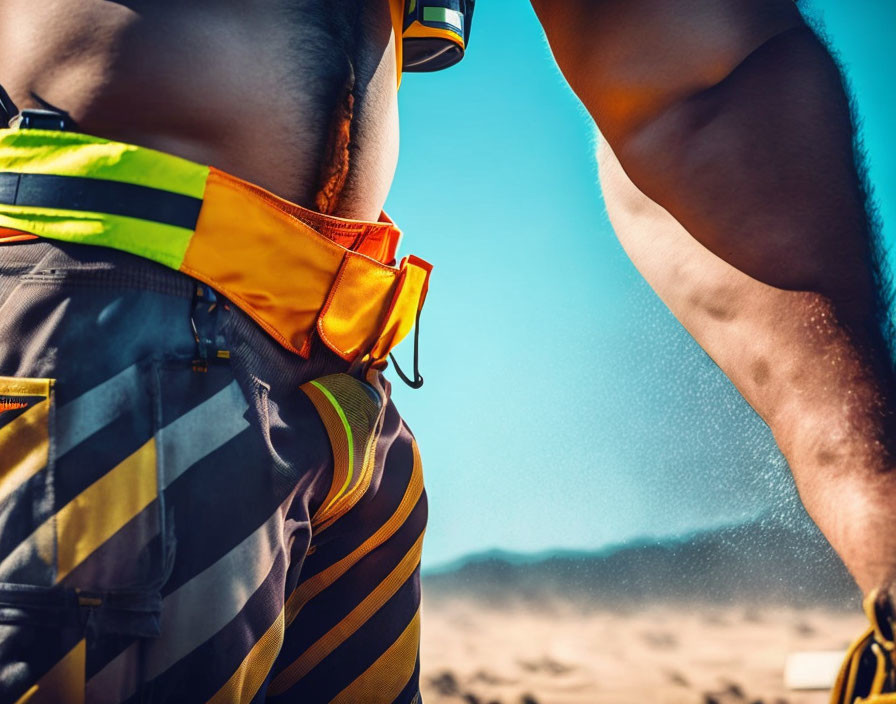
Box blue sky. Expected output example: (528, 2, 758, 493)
(385, 0, 896, 569)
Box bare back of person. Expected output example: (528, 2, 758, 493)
(0, 0, 398, 220)
(2, 1, 896, 701)
(0, 4, 434, 702)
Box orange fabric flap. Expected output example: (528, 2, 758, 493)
(178, 169, 425, 362)
(184, 169, 348, 356)
(317, 251, 403, 362)
(368, 255, 433, 362)
(317, 253, 432, 363)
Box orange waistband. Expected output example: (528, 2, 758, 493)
(187, 167, 431, 363)
(0, 128, 432, 366)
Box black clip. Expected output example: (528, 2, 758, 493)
(389, 308, 424, 389)
(13, 109, 77, 132)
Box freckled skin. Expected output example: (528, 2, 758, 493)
(750, 359, 770, 387)
(598, 132, 896, 594)
(538, 0, 896, 596)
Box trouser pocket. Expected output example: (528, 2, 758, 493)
(0, 582, 162, 704)
(0, 583, 85, 704)
(0, 364, 171, 702)
(0, 364, 172, 593)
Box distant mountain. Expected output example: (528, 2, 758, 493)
(422, 514, 861, 609)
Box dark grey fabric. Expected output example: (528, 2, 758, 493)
(0, 239, 423, 703)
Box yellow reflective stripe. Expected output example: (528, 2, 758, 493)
(14, 639, 85, 704)
(870, 642, 889, 696)
(270, 531, 424, 695)
(206, 610, 285, 704)
(0, 128, 209, 198)
(0, 399, 50, 504)
(330, 609, 420, 704)
(284, 440, 423, 627)
(300, 382, 349, 526)
(309, 380, 355, 510)
(834, 629, 873, 704)
(0, 207, 192, 270)
(55, 438, 157, 582)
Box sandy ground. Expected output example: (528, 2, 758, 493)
(419, 598, 867, 704)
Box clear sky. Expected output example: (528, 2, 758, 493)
(385, 0, 896, 569)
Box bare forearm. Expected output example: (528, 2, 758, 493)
(589, 21, 896, 472)
(532, 0, 896, 592)
(599, 139, 896, 594)
(534, 2, 894, 390)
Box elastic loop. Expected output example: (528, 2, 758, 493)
(389, 308, 423, 389)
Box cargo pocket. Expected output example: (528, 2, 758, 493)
(0, 366, 169, 703)
(300, 372, 386, 532)
(0, 377, 84, 702)
(0, 376, 57, 588)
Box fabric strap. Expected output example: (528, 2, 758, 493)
(0, 127, 431, 364)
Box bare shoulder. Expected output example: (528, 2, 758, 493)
(530, 0, 805, 139)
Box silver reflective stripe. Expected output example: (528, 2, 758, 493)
(86, 506, 285, 702)
(0, 379, 250, 582)
(56, 364, 142, 457)
(158, 379, 249, 488)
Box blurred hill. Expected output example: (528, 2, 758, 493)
(422, 512, 861, 609)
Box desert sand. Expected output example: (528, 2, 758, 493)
(419, 597, 866, 704)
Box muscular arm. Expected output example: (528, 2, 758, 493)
(531, 0, 896, 593)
